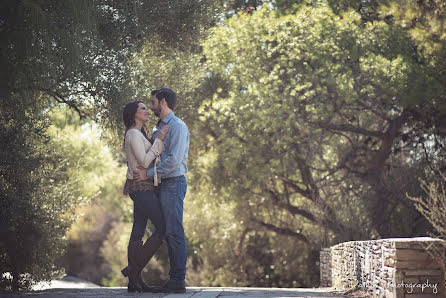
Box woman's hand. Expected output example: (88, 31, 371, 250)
(157, 125, 170, 141)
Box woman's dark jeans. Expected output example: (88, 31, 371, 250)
(129, 190, 165, 242)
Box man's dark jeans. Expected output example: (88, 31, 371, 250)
(158, 175, 187, 283)
(129, 190, 165, 242)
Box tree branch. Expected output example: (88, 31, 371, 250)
(316, 122, 384, 138)
(254, 219, 309, 244)
(277, 201, 317, 222)
(40, 88, 90, 119)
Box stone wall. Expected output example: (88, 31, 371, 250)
(320, 237, 446, 297)
(320, 247, 332, 287)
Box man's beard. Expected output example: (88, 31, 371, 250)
(152, 106, 161, 117)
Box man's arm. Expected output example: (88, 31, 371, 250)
(146, 123, 188, 178)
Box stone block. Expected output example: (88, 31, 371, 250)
(321, 237, 445, 298)
(403, 295, 443, 298)
(394, 249, 436, 261)
(384, 288, 393, 298)
(403, 269, 443, 276)
(404, 282, 441, 295)
(391, 238, 446, 250)
(401, 277, 422, 284)
(394, 260, 442, 269)
(394, 285, 405, 297)
(384, 257, 396, 267)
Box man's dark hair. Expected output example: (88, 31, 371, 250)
(153, 88, 177, 110)
(151, 89, 160, 96)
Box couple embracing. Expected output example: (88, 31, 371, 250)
(121, 88, 189, 293)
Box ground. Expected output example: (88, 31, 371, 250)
(1, 287, 347, 298)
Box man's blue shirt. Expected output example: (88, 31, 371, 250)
(147, 112, 189, 179)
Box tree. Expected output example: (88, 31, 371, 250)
(198, 5, 444, 245)
(48, 107, 128, 285)
(184, 177, 320, 287)
(379, 0, 446, 55)
(0, 106, 90, 291)
(128, 2, 445, 286)
(0, 0, 226, 290)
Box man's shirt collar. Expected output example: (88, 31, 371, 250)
(161, 112, 175, 125)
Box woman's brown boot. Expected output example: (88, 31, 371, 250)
(127, 240, 143, 292)
(136, 236, 163, 292)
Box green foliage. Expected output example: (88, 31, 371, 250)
(190, 5, 443, 286)
(1, 0, 227, 290)
(271, 0, 380, 20)
(379, 0, 446, 54)
(0, 106, 90, 291)
(129, 2, 445, 287)
(50, 108, 169, 287)
(377, 0, 446, 129)
(129, 40, 206, 126)
(407, 170, 446, 270)
(408, 171, 446, 240)
(49, 108, 132, 286)
(2, 0, 446, 290)
(184, 182, 320, 287)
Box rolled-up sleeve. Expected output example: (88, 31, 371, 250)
(143, 138, 164, 168)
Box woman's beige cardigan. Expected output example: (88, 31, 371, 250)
(124, 128, 164, 185)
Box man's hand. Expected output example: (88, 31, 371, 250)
(134, 166, 149, 181)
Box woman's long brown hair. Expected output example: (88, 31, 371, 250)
(122, 100, 149, 149)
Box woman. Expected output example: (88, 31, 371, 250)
(121, 100, 169, 292)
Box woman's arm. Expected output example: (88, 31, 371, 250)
(141, 138, 164, 168)
(129, 126, 169, 168)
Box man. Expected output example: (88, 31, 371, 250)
(134, 88, 189, 293)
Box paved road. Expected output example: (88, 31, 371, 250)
(2, 287, 345, 298)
